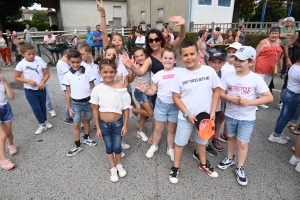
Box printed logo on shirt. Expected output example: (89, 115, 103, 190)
(114, 75, 123, 83)
(26, 65, 39, 74)
(163, 74, 175, 79)
(227, 83, 252, 107)
(182, 76, 209, 85)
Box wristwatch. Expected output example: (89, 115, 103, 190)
(183, 111, 190, 119)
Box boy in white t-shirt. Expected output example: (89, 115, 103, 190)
(169, 41, 222, 184)
(217, 46, 273, 186)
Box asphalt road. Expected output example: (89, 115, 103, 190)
(0, 56, 299, 200)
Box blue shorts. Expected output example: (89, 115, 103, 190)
(134, 89, 149, 104)
(128, 84, 132, 93)
(71, 100, 92, 123)
(225, 115, 255, 143)
(0, 103, 14, 123)
(154, 98, 179, 123)
(174, 118, 208, 146)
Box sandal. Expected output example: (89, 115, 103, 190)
(288, 124, 300, 135)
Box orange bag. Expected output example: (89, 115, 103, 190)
(195, 112, 215, 141)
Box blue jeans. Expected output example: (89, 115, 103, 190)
(0, 103, 14, 123)
(100, 117, 123, 154)
(44, 84, 53, 111)
(291, 103, 300, 124)
(273, 88, 300, 137)
(64, 91, 71, 119)
(71, 100, 92, 123)
(225, 116, 255, 143)
(25, 89, 47, 124)
(95, 46, 103, 57)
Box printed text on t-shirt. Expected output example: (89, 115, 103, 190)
(163, 74, 175, 79)
(182, 76, 209, 85)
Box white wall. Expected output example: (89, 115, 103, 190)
(191, 0, 234, 24)
(59, 0, 127, 30)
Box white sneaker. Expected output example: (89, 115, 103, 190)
(121, 142, 130, 150)
(281, 134, 291, 141)
(256, 106, 259, 111)
(35, 124, 47, 135)
(258, 104, 269, 109)
(116, 164, 127, 178)
(45, 121, 53, 129)
(289, 155, 300, 165)
(292, 146, 295, 151)
(137, 131, 148, 141)
(296, 162, 300, 172)
(49, 110, 56, 117)
(167, 148, 174, 161)
(146, 145, 158, 158)
(114, 152, 126, 158)
(278, 102, 283, 110)
(268, 134, 288, 144)
(110, 168, 118, 182)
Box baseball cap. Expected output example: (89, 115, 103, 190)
(225, 42, 242, 51)
(146, 24, 151, 27)
(194, 112, 215, 141)
(231, 46, 256, 61)
(208, 51, 226, 61)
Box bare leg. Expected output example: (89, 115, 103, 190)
(0, 125, 7, 160)
(227, 136, 237, 159)
(129, 92, 138, 117)
(295, 136, 300, 157)
(152, 120, 165, 146)
(107, 154, 115, 168)
(73, 123, 81, 141)
(236, 140, 248, 167)
(173, 144, 184, 168)
(2, 122, 13, 146)
(195, 143, 206, 165)
(132, 101, 153, 117)
(167, 121, 177, 149)
(84, 119, 90, 135)
(115, 153, 121, 165)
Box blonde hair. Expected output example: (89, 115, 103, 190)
(18, 40, 34, 54)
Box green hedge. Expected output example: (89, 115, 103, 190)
(5, 21, 50, 32)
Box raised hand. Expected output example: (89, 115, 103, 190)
(168, 16, 185, 26)
(136, 81, 148, 93)
(121, 52, 135, 69)
(95, 0, 105, 15)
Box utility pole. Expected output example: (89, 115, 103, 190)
(288, 0, 294, 17)
(259, 0, 268, 34)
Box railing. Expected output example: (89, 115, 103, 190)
(190, 21, 300, 34)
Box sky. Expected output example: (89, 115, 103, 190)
(29, 3, 46, 10)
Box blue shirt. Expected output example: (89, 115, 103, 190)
(93, 31, 103, 46)
(86, 31, 94, 46)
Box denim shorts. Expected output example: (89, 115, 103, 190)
(225, 115, 255, 143)
(174, 118, 208, 146)
(134, 89, 149, 104)
(154, 98, 179, 123)
(128, 84, 132, 93)
(100, 117, 123, 154)
(71, 100, 92, 123)
(0, 103, 14, 123)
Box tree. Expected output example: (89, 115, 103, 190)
(251, 0, 286, 22)
(32, 11, 49, 23)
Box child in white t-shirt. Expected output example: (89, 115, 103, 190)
(217, 46, 273, 186)
(136, 44, 179, 161)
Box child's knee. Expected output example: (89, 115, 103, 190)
(238, 141, 248, 150)
(0, 132, 7, 141)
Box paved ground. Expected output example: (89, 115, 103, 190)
(0, 55, 300, 200)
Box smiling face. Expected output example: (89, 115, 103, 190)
(111, 34, 124, 52)
(134, 49, 146, 66)
(22, 49, 36, 62)
(233, 56, 253, 73)
(148, 33, 162, 51)
(68, 57, 82, 71)
(209, 58, 225, 73)
(226, 48, 237, 64)
(105, 48, 119, 63)
(99, 65, 117, 83)
(162, 51, 176, 70)
(180, 45, 199, 70)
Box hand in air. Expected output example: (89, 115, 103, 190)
(136, 81, 148, 93)
(95, 0, 105, 15)
(168, 16, 185, 26)
(121, 52, 135, 69)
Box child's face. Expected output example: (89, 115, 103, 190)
(180, 46, 199, 69)
(227, 48, 236, 63)
(79, 50, 91, 63)
(68, 57, 82, 71)
(22, 49, 35, 62)
(134, 50, 146, 66)
(111, 35, 124, 52)
(105, 49, 119, 63)
(162, 51, 176, 70)
(99, 65, 117, 83)
(233, 56, 253, 73)
(209, 58, 225, 73)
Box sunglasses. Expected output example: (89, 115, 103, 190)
(148, 37, 161, 43)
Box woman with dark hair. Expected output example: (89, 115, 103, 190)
(224, 28, 236, 46)
(196, 30, 209, 64)
(236, 24, 246, 45)
(137, 25, 144, 33)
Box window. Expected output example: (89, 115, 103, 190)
(218, 0, 231, 7)
(141, 11, 145, 23)
(158, 9, 163, 22)
(197, 0, 212, 5)
(113, 6, 122, 18)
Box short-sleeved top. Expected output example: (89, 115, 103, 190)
(89, 84, 131, 114)
(152, 68, 180, 104)
(198, 41, 207, 62)
(135, 36, 145, 46)
(171, 65, 222, 121)
(280, 26, 299, 47)
(93, 31, 103, 46)
(221, 62, 235, 73)
(56, 60, 70, 90)
(0, 81, 8, 106)
(15, 58, 47, 90)
(43, 34, 56, 48)
(24, 29, 31, 40)
(86, 31, 94, 47)
(62, 66, 95, 99)
(221, 71, 269, 121)
(287, 64, 300, 94)
(81, 61, 101, 86)
(150, 55, 164, 74)
(114, 62, 129, 84)
(207, 37, 224, 52)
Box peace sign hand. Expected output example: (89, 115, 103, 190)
(168, 16, 185, 26)
(95, 0, 105, 15)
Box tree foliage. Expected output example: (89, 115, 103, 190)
(251, 0, 286, 22)
(32, 11, 49, 23)
(239, 0, 255, 21)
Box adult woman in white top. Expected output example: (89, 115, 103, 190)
(0, 31, 12, 66)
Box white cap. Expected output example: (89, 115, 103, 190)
(232, 46, 256, 60)
(12, 31, 16, 34)
(225, 42, 242, 51)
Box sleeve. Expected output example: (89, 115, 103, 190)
(43, 35, 47, 42)
(220, 73, 228, 91)
(151, 72, 159, 85)
(88, 70, 96, 82)
(122, 92, 132, 110)
(62, 73, 71, 86)
(207, 38, 212, 44)
(15, 62, 23, 72)
(39, 58, 47, 68)
(210, 69, 222, 89)
(255, 74, 270, 94)
(23, 29, 26, 33)
(219, 37, 224, 42)
(92, 31, 96, 37)
(170, 74, 181, 94)
(119, 63, 129, 77)
(89, 87, 99, 105)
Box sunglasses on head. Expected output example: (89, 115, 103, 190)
(148, 37, 161, 43)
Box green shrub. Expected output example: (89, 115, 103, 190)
(4, 21, 50, 32)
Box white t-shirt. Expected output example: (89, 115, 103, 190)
(221, 71, 269, 120)
(135, 36, 145, 47)
(43, 34, 56, 48)
(287, 64, 300, 94)
(207, 37, 224, 52)
(114, 62, 129, 84)
(0, 81, 8, 106)
(222, 62, 235, 74)
(152, 68, 180, 104)
(171, 65, 222, 121)
(56, 60, 70, 90)
(216, 71, 226, 112)
(24, 29, 31, 40)
(81, 61, 101, 86)
(15, 58, 47, 90)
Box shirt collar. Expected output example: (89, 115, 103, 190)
(69, 66, 85, 74)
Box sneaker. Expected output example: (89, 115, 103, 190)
(110, 167, 119, 182)
(45, 121, 53, 129)
(281, 134, 291, 141)
(7, 144, 17, 155)
(235, 166, 248, 186)
(49, 110, 56, 117)
(219, 133, 227, 143)
(169, 167, 180, 184)
(218, 155, 236, 169)
(64, 118, 73, 124)
(193, 149, 200, 162)
(121, 142, 130, 150)
(2, 63, 6, 66)
(292, 146, 295, 151)
(67, 145, 83, 157)
(268, 134, 288, 144)
(296, 162, 300, 172)
(212, 139, 223, 151)
(199, 163, 219, 177)
(0, 159, 15, 170)
(80, 125, 84, 133)
(289, 155, 300, 165)
(258, 104, 269, 109)
(82, 136, 97, 146)
(137, 131, 148, 142)
(35, 124, 47, 135)
(8, 62, 11, 66)
(206, 144, 217, 156)
(116, 164, 127, 178)
(278, 102, 283, 110)
(167, 148, 174, 161)
(146, 145, 158, 158)
(256, 106, 259, 111)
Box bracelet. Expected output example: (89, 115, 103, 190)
(101, 15, 106, 17)
(183, 111, 190, 119)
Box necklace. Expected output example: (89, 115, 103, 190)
(267, 38, 277, 46)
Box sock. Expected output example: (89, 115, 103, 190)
(75, 140, 81, 147)
(172, 166, 179, 170)
(83, 134, 89, 139)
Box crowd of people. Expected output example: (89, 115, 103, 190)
(0, 0, 299, 188)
